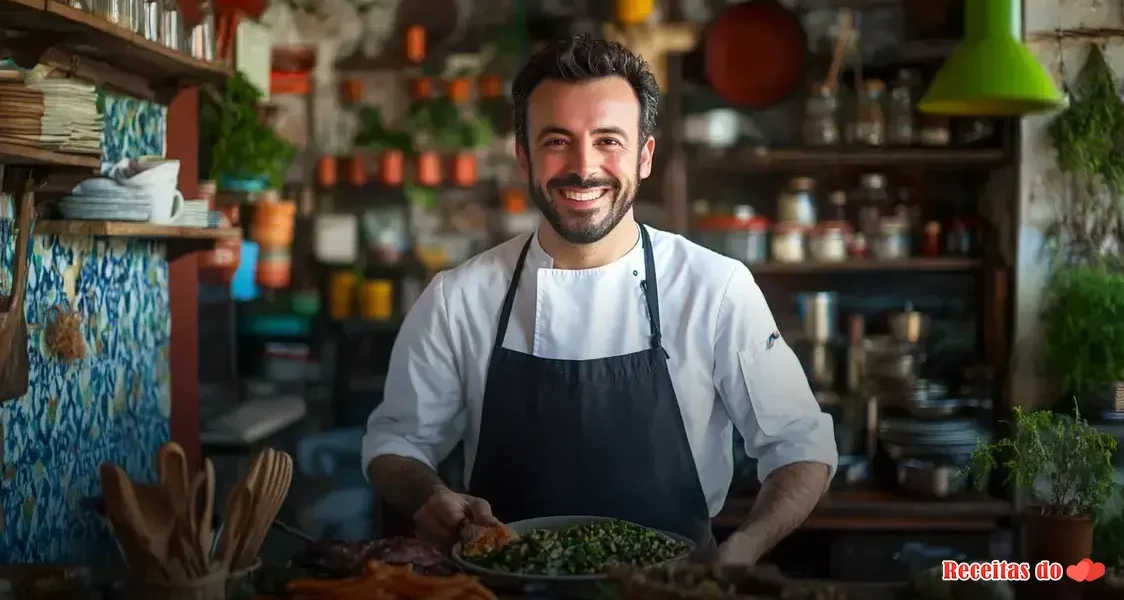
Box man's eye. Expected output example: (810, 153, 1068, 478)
(544, 139, 566, 146)
(599, 139, 621, 146)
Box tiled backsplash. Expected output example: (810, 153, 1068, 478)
(0, 94, 171, 563)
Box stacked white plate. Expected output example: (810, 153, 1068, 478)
(57, 186, 156, 222)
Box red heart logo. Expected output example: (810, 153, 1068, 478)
(1066, 561, 1090, 582)
(1086, 561, 1106, 582)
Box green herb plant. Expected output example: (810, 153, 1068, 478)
(1044, 45, 1124, 267)
(201, 72, 295, 189)
(1041, 265, 1124, 397)
(966, 404, 1120, 518)
(353, 105, 412, 153)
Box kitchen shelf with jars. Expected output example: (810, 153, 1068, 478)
(682, 1, 1015, 532)
(0, 0, 229, 104)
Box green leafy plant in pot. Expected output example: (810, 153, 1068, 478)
(403, 97, 460, 187)
(1042, 265, 1124, 413)
(447, 114, 495, 188)
(966, 405, 1120, 570)
(201, 72, 296, 192)
(354, 105, 413, 187)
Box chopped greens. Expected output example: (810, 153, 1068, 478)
(467, 519, 690, 576)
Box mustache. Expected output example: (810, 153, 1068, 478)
(546, 173, 619, 190)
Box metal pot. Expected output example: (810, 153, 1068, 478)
(897, 459, 967, 498)
(888, 308, 931, 343)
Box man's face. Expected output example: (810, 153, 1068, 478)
(517, 77, 655, 245)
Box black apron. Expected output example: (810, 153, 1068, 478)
(467, 225, 716, 554)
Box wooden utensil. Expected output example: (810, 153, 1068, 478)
(157, 442, 191, 518)
(218, 448, 270, 570)
(99, 464, 159, 578)
(198, 458, 215, 570)
(235, 449, 294, 570)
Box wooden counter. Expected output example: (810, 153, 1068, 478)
(716, 490, 1012, 531)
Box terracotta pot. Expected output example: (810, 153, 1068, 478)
(1020, 510, 1094, 600)
(447, 77, 472, 103)
(378, 150, 405, 186)
(250, 199, 296, 249)
(478, 75, 503, 99)
(256, 254, 292, 289)
(317, 156, 338, 188)
(341, 78, 363, 103)
(346, 152, 368, 187)
(501, 187, 527, 213)
(409, 77, 432, 101)
(450, 151, 477, 187)
(414, 151, 442, 186)
(404, 25, 426, 64)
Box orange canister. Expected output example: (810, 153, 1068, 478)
(358, 279, 394, 320)
(250, 198, 296, 249)
(256, 248, 292, 289)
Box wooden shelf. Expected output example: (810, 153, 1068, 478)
(0, 0, 231, 104)
(36, 220, 240, 240)
(750, 257, 983, 274)
(699, 147, 1007, 171)
(715, 489, 1012, 532)
(0, 141, 100, 168)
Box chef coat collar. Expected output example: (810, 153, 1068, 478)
(527, 224, 646, 275)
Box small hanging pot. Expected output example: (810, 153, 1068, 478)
(0, 181, 33, 401)
(450, 151, 477, 187)
(317, 156, 338, 188)
(378, 150, 405, 186)
(346, 152, 368, 187)
(404, 24, 427, 64)
(447, 77, 472, 103)
(414, 151, 442, 186)
(409, 77, 432, 101)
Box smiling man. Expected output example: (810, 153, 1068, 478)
(363, 35, 837, 563)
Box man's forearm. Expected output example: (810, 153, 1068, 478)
(735, 461, 831, 562)
(368, 455, 446, 515)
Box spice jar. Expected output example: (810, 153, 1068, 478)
(873, 218, 909, 260)
(855, 79, 886, 146)
(922, 221, 941, 256)
(810, 222, 849, 262)
(854, 173, 889, 238)
(777, 177, 817, 226)
(772, 223, 807, 263)
(803, 84, 840, 146)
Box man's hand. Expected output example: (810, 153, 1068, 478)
(414, 485, 501, 549)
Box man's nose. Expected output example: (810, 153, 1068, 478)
(570, 143, 603, 180)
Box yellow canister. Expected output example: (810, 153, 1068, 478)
(328, 271, 359, 319)
(615, 0, 654, 25)
(359, 279, 395, 320)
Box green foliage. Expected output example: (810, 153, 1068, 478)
(1041, 265, 1124, 395)
(405, 97, 494, 151)
(966, 404, 1119, 518)
(1094, 512, 1124, 565)
(353, 105, 412, 152)
(1047, 46, 1124, 192)
(201, 73, 295, 189)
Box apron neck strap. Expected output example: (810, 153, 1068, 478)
(491, 226, 663, 353)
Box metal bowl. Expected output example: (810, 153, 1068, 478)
(451, 515, 695, 584)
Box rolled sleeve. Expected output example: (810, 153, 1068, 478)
(713, 264, 838, 483)
(362, 271, 465, 478)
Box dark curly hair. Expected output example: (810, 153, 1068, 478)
(511, 34, 660, 150)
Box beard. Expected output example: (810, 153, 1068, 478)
(528, 163, 640, 245)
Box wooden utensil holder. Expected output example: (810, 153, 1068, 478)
(226, 557, 261, 597)
(131, 569, 228, 600)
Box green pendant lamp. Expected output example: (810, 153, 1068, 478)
(918, 0, 1064, 116)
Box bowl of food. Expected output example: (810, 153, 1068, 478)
(452, 515, 695, 583)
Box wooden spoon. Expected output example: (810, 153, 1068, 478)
(198, 458, 216, 572)
(131, 483, 177, 578)
(234, 448, 278, 569)
(157, 442, 190, 519)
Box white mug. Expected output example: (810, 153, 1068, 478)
(149, 190, 184, 225)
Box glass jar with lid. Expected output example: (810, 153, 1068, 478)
(772, 223, 807, 263)
(776, 176, 818, 226)
(888, 69, 917, 146)
(803, 84, 841, 146)
(694, 207, 770, 264)
(855, 79, 886, 146)
(853, 173, 889, 238)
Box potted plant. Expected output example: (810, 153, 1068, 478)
(966, 405, 1120, 570)
(405, 97, 460, 187)
(353, 105, 412, 187)
(449, 114, 494, 187)
(201, 72, 295, 192)
(1042, 265, 1124, 412)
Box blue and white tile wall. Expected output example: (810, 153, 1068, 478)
(0, 94, 172, 563)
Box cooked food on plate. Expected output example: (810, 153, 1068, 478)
(283, 560, 496, 599)
(461, 523, 519, 557)
(463, 518, 690, 575)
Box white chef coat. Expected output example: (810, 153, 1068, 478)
(363, 225, 838, 516)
